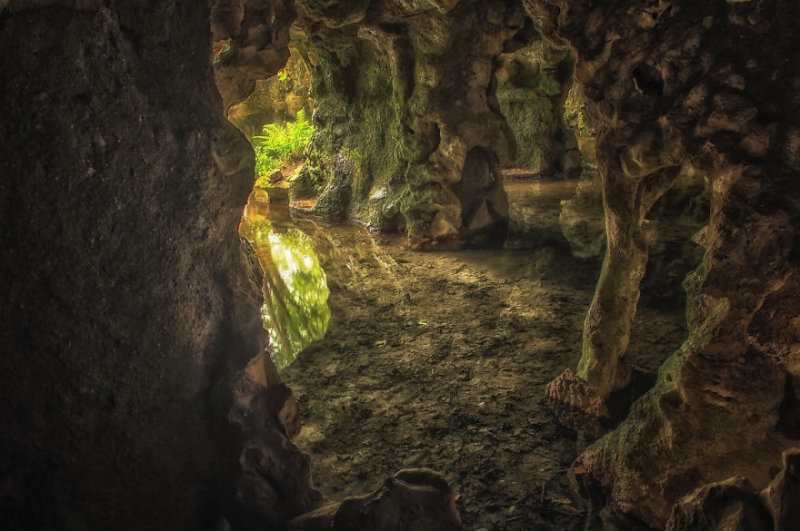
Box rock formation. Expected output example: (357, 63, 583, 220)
(2, 0, 800, 530)
(227, 43, 314, 139)
(212, 0, 296, 110)
(0, 1, 321, 529)
(494, 35, 579, 176)
(666, 449, 800, 531)
(529, 0, 800, 526)
(289, 469, 462, 531)
(294, 0, 523, 246)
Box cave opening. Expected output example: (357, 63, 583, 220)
(216, 6, 718, 529)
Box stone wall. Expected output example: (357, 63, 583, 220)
(295, 0, 523, 247)
(529, 0, 800, 526)
(0, 1, 318, 529)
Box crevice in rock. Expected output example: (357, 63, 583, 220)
(633, 63, 664, 96)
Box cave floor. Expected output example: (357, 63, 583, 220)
(263, 179, 689, 531)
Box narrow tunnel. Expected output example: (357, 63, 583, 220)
(1, 1, 799, 531)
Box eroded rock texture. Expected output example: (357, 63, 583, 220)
(227, 42, 314, 138)
(0, 2, 319, 529)
(665, 477, 773, 531)
(211, 0, 296, 110)
(495, 36, 578, 175)
(529, 0, 800, 527)
(289, 469, 462, 531)
(295, 0, 523, 246)
(666, 449, 800, 531)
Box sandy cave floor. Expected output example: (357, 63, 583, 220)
(257, 179, 694, 531)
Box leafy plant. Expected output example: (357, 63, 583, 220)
(276, 69, 290, 83)
(252, 109, 314, 185)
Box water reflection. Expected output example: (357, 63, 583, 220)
(240, 196, 331, 369)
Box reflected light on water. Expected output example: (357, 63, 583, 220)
(240, 201, 331, 369)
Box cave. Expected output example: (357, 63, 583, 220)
(1, 1, 799, 531)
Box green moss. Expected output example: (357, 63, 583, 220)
(656, 352, 681, 386)
(399, 184, 440, 213)
(539, 75, 562, 96)
(303, 35, 421, 226)
(563, 83, 596, 137)
(494, 42, 571, 170)
(496, 91, 552, 169)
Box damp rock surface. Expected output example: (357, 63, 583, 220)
(296, 0, 524, 245)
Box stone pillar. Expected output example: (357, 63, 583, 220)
(578, 138, 681, 399)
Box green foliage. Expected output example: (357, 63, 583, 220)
(252, 109, 314, 185)
(276, 69, 290, 83)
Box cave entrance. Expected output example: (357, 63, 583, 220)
(229, 47, 330, 369)
(217, 15, 710, 530)
(227, 46, 315, 206)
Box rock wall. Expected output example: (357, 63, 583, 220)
(212, 0, 296, 110)
(295, 0, 523, 247)
(528, 0, 800, 527)
(0, 1, 318, 529)
(227, 40, 314, 139)
(3, 0, 799, 529)
(495, 36, 579, 175)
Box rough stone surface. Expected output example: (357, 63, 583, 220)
(666, 477, 773, 531)
(4, 2, 800, 530)
(558, 171, 606, 258)
(296, 0, 523, 246)
(495, 36, 577, 175)
(762, 448, 800, 531)
(211, 0, 296, 110)
(227, 45, 314, 138)
(289, 469, 462, 531)
(526, 0, 800, 526)
(0, 2, 319, 529)
(666, 450, 800, 531)
(544, 368, 606, 438)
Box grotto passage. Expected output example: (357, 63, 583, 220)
(246, 178, 696, 531)
(2, 0, 800, 530)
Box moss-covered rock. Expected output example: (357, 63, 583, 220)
(296, 0, 524, 246)
(227, 45, 315, 138)
(495, 39, 578, 175)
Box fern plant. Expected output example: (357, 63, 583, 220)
(252, 109, 314, 186)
